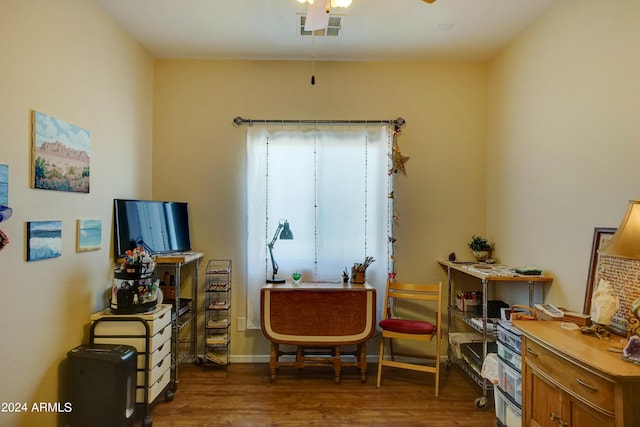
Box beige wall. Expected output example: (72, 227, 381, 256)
(3, 0, 639, 424)
(0, 1, 153, 426)
(153, 60, 488, 358)
(487, 0, 640, 310)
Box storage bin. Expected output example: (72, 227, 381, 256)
(495, 385, 522, 426)
(498, 357, 522, 405)
(497, 341, 522, 372)
(449, 332, 483, 359)
(497, 321, 522, 354)
(456, 291, 482, 312)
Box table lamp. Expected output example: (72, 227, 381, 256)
(266, 219, 293, 283)
(599, 200, 640, 362)
(599, 199, 640, 259)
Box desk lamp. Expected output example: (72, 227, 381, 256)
(266, 219, 293, 283)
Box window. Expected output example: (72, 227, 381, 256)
(246, 125, 394, 328)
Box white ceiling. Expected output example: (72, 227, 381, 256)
(94, 0, 558, 62)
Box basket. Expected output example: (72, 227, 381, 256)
(455, 293, 482, 312)
(510, 305, 536, 321)
(160, 285, 176, 301)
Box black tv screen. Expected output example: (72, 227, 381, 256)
(113, 199, 192, 257)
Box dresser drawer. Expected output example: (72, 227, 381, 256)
(91, 304, 172, 336)
(136, 337, 171, 370)
(94, 322, 172, 354)
(524, 338, 615, 412)
(137, 353, 171, 387)
(136, 369, 170, 404)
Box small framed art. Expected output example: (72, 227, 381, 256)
(76, 219, 102, 252)
(583, 227, 616, 314)
(27, 220, 62, 261)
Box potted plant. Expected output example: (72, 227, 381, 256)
(468, 235, 493, 262)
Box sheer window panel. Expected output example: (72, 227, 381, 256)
(246, 126, 392, 328)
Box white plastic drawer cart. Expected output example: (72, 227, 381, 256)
(90, 304, 174, 427)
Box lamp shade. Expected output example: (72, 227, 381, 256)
(600, 200, 640, 259)
(279, 220, 293, 240)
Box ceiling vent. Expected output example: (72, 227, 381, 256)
(299, 15, 343, 37)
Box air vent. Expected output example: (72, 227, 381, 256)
(299, 15, 343, 37)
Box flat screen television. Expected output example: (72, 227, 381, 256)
(113, 199, 192, 258)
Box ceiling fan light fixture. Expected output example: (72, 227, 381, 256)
(331, 0, 352, 7)
(298, 0, 352, 7)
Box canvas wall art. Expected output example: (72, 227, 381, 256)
(0, 164, 8, 205)
(27, 220, 62, 261)
(32, 111, 90, 193)
(76, 218, 102, 252)
(0, 164, 10, 252)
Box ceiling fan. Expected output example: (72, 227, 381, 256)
(298, 0, 437, 11)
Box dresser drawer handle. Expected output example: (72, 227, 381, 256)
(526, 347, 539, 357)
(576, 378, 599, 391)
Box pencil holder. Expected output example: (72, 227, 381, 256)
(351, 268, 365, 284)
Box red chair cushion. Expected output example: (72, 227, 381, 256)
(379, 318, 435, 335)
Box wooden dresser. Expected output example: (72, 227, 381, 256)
(513, 320, 640, 427)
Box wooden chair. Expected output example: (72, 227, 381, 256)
(376, 280, 443, 397)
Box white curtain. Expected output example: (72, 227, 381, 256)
(246, 125, 393, 329)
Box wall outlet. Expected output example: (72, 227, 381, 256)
(237, 316, 247, 332)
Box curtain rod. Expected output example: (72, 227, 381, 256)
(233, 116, 406, 128)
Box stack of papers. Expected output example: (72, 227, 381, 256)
(470, 317, 498, 331)
(207, 318, 229, 328)
(208, 301, 229, 310)
(206, 333, 228, 346)
(206, 351, 228, 364)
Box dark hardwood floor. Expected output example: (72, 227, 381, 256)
(148, 362, 497, 426)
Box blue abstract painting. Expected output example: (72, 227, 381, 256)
(27, 220, 62, 261)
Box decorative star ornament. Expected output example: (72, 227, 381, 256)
(391, 145, 410, 175)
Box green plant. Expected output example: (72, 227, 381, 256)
(468, 235, 493, 252)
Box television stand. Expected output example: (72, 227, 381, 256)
(155, 252, 201, 263)
(155, 251, 203, 390)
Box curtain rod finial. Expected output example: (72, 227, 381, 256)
(395, 117, 406, 127)
(233, 116, 245, 126)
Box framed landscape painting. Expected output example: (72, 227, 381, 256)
(76, 219, 102, 252)
(27, 220, 62, 261)
(32, 111, 90, 193)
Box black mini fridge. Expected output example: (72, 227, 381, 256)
(67, 343, 137, 427)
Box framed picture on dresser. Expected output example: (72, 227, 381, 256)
(583, 227, 616, 315)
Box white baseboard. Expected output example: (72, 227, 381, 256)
(227, 354, 448, 364)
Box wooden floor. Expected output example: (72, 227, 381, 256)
(147, 362, 498, 427)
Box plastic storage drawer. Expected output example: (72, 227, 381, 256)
(498, 357, 522, 406)
(497, 341, 522, 372)
(497, 321, 522, 354)
(495, 386, 522, 427)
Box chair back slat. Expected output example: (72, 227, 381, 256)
(383, 280, 442, 321)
